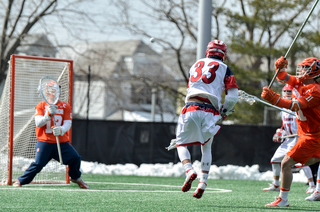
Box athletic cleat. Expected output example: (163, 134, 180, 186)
(181, 169, 197, 192)
(262, 183, 280, 191)
(265, 197, 289, 207)
(193, 182, 207, 199)
(13, 180, 21, 187)
(305, 191, 320, 201)
(306, 186, 316, 194)
(71, 178, 89, 189)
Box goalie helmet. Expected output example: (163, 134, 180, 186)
(282, 84, 293, 99)
(206, 40, 227, 61)
(44, 80, 60, 100)
(296, 57, 320, 81)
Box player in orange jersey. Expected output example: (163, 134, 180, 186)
(261, 56, 320, 207)
(13, 82, 89, 189)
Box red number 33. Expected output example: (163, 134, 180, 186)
(190, 61, 219, 84)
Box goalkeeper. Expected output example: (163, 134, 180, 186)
(13, 82, 89, 189)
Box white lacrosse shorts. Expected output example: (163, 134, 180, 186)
(176, 102, 221, 147)
(271, 137, 298, 163)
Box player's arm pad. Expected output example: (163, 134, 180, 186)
(222, 88, 239, 112)
(35, 115, 50, 127)
(276, 98, 308, 111)
(60, 120, 72, 135)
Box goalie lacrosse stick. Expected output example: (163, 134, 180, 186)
(238, 90, 296, 116)
(39, 76, 63, 165)
(269, 0, 320, 88)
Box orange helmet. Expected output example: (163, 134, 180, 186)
(282, 84, 293, 99)
(296, 57, 320, 81)
(206, 40, 227, 61)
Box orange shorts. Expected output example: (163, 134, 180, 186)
(287, 132, 320, 164)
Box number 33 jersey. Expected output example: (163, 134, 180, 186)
(35, 100, 72, 143)
(186, 57, 238, 109)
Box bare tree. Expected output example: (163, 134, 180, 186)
(0, 0, 105, 83)
(109, 0, 203, 84)
(107, 0, 320, 124)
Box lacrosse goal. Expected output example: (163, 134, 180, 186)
(0, 54, 73, 185)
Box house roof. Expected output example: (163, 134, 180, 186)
(60, 39, 161, 78)
(16, 34, 57, 56)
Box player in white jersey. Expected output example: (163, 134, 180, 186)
(263, 84, 315, 194)
(306, 164, 320, 201)
(174, 40, 239, 199)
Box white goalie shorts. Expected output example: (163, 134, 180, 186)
(176, 102, 221, 147)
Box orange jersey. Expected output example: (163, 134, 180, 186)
(35, 100, 72, 143)
(287, 76, 320, 134)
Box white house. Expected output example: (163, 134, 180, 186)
(58, 40, 182, 122)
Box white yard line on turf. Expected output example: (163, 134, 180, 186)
(0, 182, 232, 193)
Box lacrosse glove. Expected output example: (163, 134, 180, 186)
(272, 128, 287, 143)
(53, 126, 64, 136)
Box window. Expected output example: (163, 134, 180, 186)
(131, 84, 155, 104)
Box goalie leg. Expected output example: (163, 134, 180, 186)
(58, 142, 89, 189)
(14, 141, 54, 186)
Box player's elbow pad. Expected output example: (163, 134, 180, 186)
(61, 120, 72, 134)
(290, 100, 300, 111)
(224, 88, 238, 110)
(35, 115, 48, 127)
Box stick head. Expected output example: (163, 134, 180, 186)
(238, 90, 256, 105)
(38, 76, 60, 105)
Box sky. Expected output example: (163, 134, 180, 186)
(25, 0, 320, 57)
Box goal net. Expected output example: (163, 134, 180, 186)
(0, 55, 73, 185)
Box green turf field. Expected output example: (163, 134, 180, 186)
(0, 174, 319, 211)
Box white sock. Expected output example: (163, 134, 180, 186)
(273, 179, 280, 187)
(279, 189, 289, 201)
(184, 163, 193, 172)
(316, 180, 320, 192)
(199, 173, 208, 183)
(309, 181, 315, 187)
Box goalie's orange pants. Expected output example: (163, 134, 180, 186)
(287, 132, 320, 164)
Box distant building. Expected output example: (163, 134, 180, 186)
(59, 40, 183, 122)
(15, 34, 57, 58)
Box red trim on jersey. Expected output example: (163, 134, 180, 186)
(224, 75, 239, 91)
(181, 104, 219, 115)
(270, 162, 281, 164)
(192, 96, 211, 104)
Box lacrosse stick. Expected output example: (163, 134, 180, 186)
(281, 134, 298, 139)
(238, 90, 296, 116)
(39, 76, 63, 165)
(278, 134, 298, 143)
(269, 0, 320, 88)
